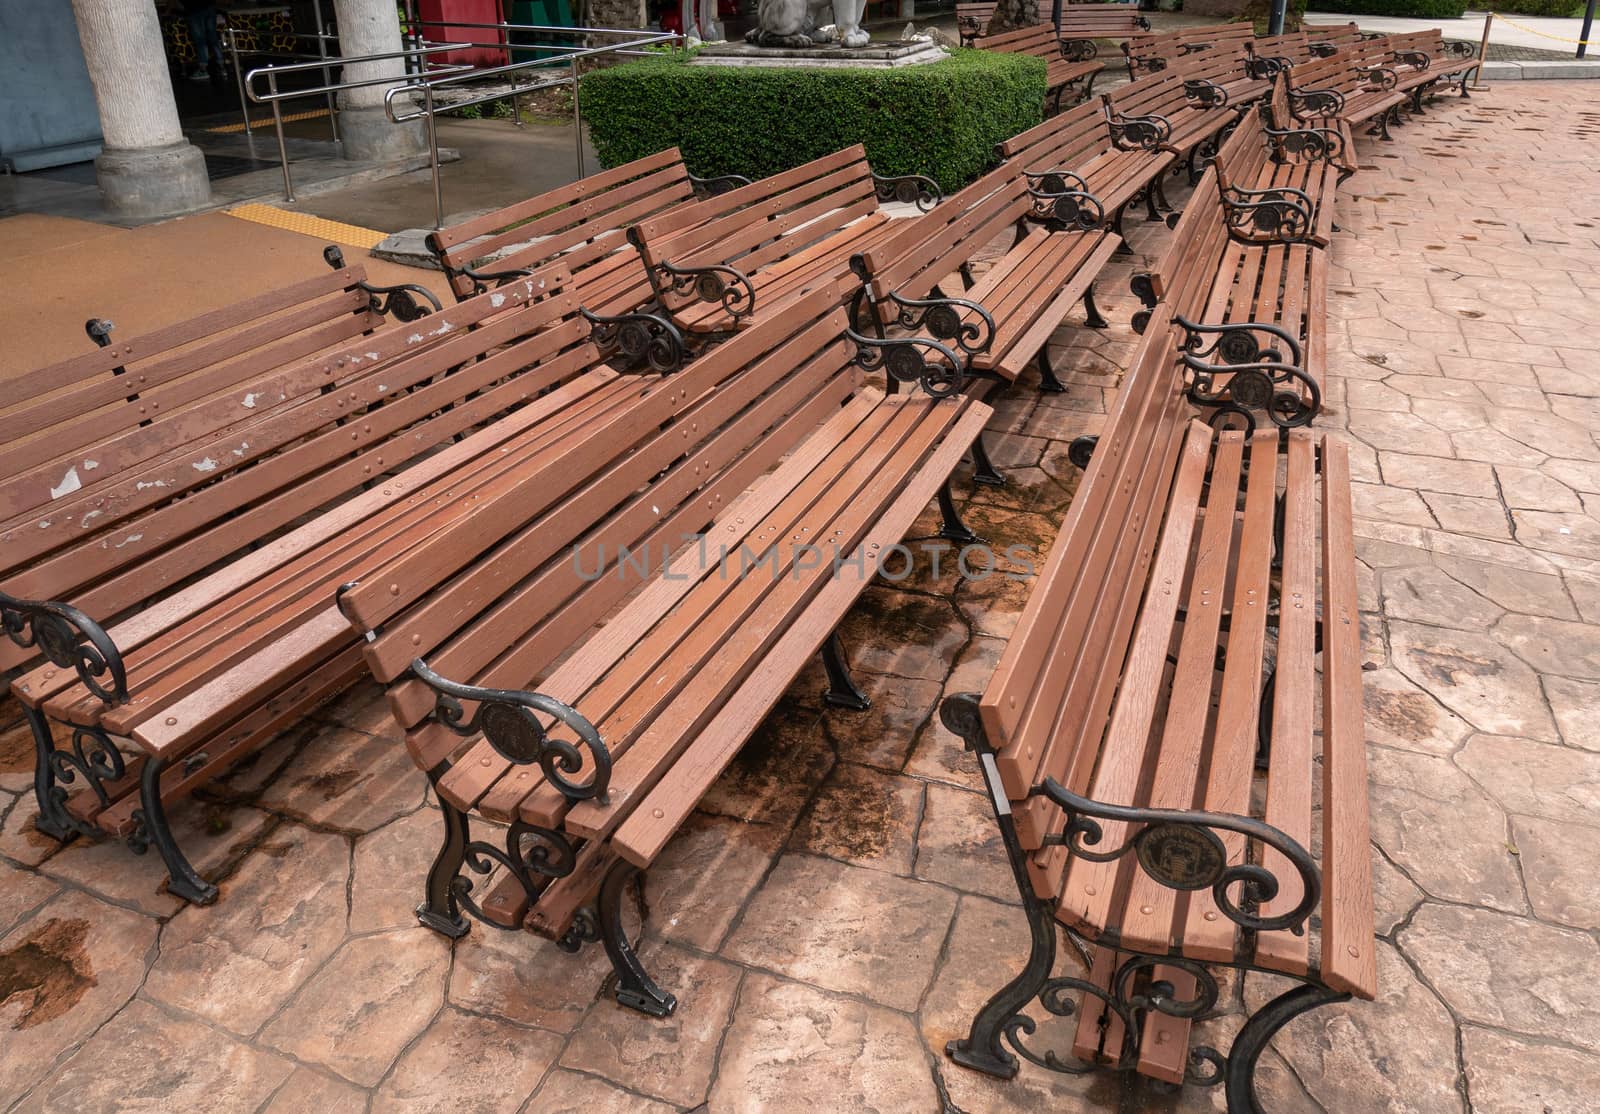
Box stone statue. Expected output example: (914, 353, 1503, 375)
(746, 0, 870, 48)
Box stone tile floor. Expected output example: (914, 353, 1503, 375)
(3, 82, 1599, 1114)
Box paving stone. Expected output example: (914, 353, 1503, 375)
(1543, 675, 1600, 751)
(1370, 844, 1425, 935)
(914, 782, 1014, 902)
(1399, 902, 1600, 1053)
(1379, 564, 1504, 629)
(1568, 574, 1600, 625)
(0, 792, 65, 868)
(0, 861, 58, 938)
(351, 807, 444, 935)
(260, 1068, 369, 1114)
(708, 973, 941, 1113)
(1359, 667, 1471, 756)
(1389, 621, 1559, 741)
(835, 587, 967, 682)
(1378, 452, 1497, 496)
(1421, 491, 1515, 540)
(1245, 943, 1462, 1114)
(12, 998, 293, 1114)
(789, 763, 921, 876)
(42, 799, 273, 918)
(261, 928, 451, 1086)
(1367, 746, 1524, 912)
(1461, 1026, 1599, 1114)
(697, 702, 832, 828)
(648, 810, 784, 950)
(0, 714, 36, 795)
(1514, 507, 1600, 560)
(560, 942, 740, 1108)
(144, 825, 350, 1035)
(1351, 482, 1436, 527)
(1495, 612, 1600, 680)
(1432, 554, 1577, 619)
(1347, 409, 1456, 458)
(1495, 464, 1583, 511)
(374, 1008, 561, 1114)
(0, 890, 159, 1108)
(448, 914, 612, 1034)
(824, 670, 942, 771)
(255, 725, 427, 834)
(1457, 733, 1600, 826)
(723, 854, 957, 1011)
(904, 636, 1006, 790)
(529, 1069, 677, 1114)
(1510, 813, 1600, 930)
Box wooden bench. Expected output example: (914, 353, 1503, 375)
(624, 144, 940, 338)
(1127, 110, 1343, 431)
(940, 300, 1376, 1108)
(1248, 29, 1313, 77)
(1383, 29, 1481, 109)
(1101, 69, 1241, 186)
(1122, 21, 1254, 79)
(1168, 34, 1273, 110)
(974, 23, 1106, 113)
(1281, 41, 1409, 140)
(3, 265, 663, 904)
(957, 1, 1000, 47)
(848, 172, 1122, 392)
(1303, 21, 1371, 58)
(333, 281, 993, 1016)
(959, 5, 1150, 49)
(997, 93, 1181, 239)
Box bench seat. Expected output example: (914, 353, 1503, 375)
(1383, 29, 1480, 109)
(332, 281, 990, 1014)
(941, 302, 1375, 1108)
(1282, 47, 1408, 139)
(976, 23, 1104, 112)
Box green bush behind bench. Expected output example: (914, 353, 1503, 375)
(578, 50, 1046, 192)
(1311, 0, 1467, 19)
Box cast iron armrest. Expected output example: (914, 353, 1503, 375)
(324, 245, 443, 321)
(845, 326, 975, 398)
(1307, 40, 1337, 58)
(686, 170, 753, 197)
(1288, 85, 1346, 117)
(1394, 49, 1430, 69)
(578, 307, 687, 374)
(1446, 40, 1476, 58)
(1123, 47, 1168, 75)
(872, 171, 943, 212)
(1264, 123, 1347, 165)
(1105, 108, 1173, 151)
(1135, 14, 1152, 30)
(1, 591, 128, 706)
(1177, 40, 1215, 54)
(409, 658, 611, 803)
(1219, 182, 1318, 244)
(1024, 171, 1108, 230)
(1245, 53, 1292, 80)
(1060, 37, 1098, 62)
(1356, 63, 1399, 89)
(1183, 78, 1230, 108)
(958, 14, 982, 47)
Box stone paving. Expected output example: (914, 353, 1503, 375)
(3, 82, 1599, 1114)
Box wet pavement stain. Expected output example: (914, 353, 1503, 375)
(0, 917, 97, 1030)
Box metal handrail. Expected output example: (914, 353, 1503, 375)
(244, 43, 472, 202)
(381, 29, 682, 229)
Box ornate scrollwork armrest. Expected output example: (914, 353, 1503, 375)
(1175, 315, 1303, 370)
(1446, 40, 1476, 59)
(1129, 271, 1159, 313)
(1060, 37, 1098, 62)
(579, 307, 687, 374)
(886, 291, 996, 360)
(1265, 124, 1347, 165)
(1026, 184, 1107, 230)
(1183, 78, 1230, 108)
(458, 264, 537, 298)
(1356, 63, 1398, 89)
(411, 658, 611, 803)
(1394, 49, 1430, 69)
(1175, 315, 1320, 428)
(1, 591, 128, 705)
(1287, 85, 1345, 117)
(687, 169, 753, 197)
(323, 245, 443, 321)
(846, 326, 973, 398)
(1034, 776, 1321, 934)
(958, 14, 981, 46)
(872, 171, 943, 212)
(1307, 41, 1337, 57)
(1135, 14, 1151, 30)
(1219, 183, 1317, 244)
(1106, 109, 1173, 151)
(1124, 50, 1167, 75)
(649, 259, 757, 321)
(1177, 40, 1214, 54)
(1245, 53, 1291, 80)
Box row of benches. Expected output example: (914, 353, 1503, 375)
(1, 17, 1469, 1105)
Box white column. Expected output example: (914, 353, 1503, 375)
(331, 0, 426, 159)
(71, 0, 211, 216)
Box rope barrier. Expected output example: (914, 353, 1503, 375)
(1481, 14, 1595, 46)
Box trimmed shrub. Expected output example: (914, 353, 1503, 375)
(1480, 0, 1585, 17)
(578, 50, 1047, 192)
(1312, 0, 1467, 18)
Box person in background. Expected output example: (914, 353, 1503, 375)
(183, 0, 225, 83)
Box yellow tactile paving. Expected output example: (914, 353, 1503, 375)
(203, 108, 331, 134)
(223, 203, 387, 248)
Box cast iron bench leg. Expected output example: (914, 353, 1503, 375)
(600, 859, 677, 1018)
(418, 788, 473, 939)
(24, 706, 79, 843)
(821, 632, 871, 711)
(133, 753, 219, 905)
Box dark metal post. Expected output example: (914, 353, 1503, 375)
(1580, 0, 1595, 59)
(1052, 0, 1063, 31)
(1268, 0, 1288, 37)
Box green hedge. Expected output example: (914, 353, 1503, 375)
(578, 50, 1046, 193)
(1480, 0, 1586, 17)
(1311, 0, 1467, 18)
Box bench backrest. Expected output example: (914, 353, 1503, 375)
(1251, 30, 1311, 67)
(426, 146, 699, 301)
(337, 282, 865, 750)
(856, 173, 1032, 315)
(1103, 68, 1190, 119)
(1167, 37, 1253, 88)
(1124, 22, 1254, 68)
(1284, 50, 1359, 95)
(1302, 22, 1364, 55)
(0, 267, 587, 675)
(980, 301, 1197, 802)
(1057, 4, 1149, 39)
(1135, 160, 1230, 327)
(956, 1, 999, 41)
(998, 95, 1113, 171)
(631, 144, 880, 278)
(976, 22, 1059, 59)
(1210, 111, 1273, 198)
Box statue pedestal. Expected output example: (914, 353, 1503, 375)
(689, 40, 947, 68)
